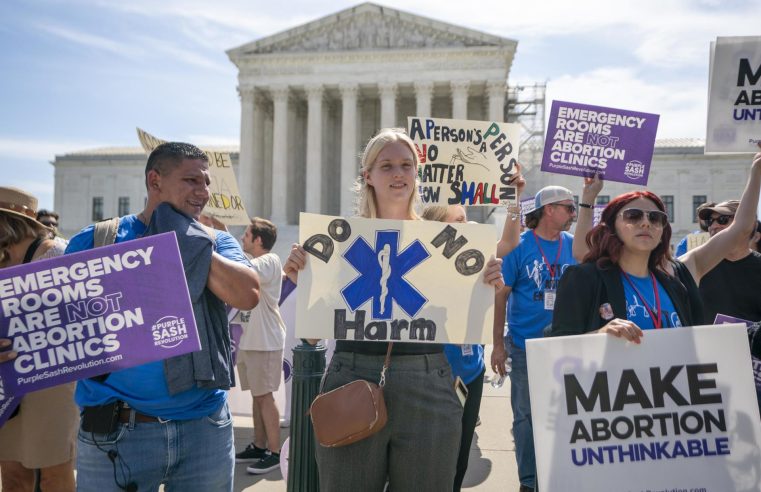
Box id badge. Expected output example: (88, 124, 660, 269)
(544, 289, 556, 310)
(461, 344, 474, 356)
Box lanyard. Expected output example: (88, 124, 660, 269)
(621, 271, 662, 329)
(532, 231, 563, 281)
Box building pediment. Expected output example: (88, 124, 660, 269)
(227, 2, 515, 59)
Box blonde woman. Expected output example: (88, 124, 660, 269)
(285, 128, 504, 491)
(0, 187, 77, 492)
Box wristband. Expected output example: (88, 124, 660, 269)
(579, 203, 594, 209)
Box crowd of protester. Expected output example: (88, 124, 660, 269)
(1, 136, 760, 492)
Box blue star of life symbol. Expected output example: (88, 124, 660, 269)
(341, 230, 430, 320)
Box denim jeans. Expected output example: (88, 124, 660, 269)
(76, 402, 234, 492)
(508, 342, 536, 489)
(315, 351, 463, 492)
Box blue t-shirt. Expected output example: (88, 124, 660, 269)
(66, 215, 250, 419)
(675, 236, 689, 257)
(502, 230, 576, 349)
(444, 344, 485, 385)
(621, 272, 682, 329)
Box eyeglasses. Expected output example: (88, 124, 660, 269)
(619, 208, 669, 227)
(703, 215, 733, 226)
(552, 203, 576, 214)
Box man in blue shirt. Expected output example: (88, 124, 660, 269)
(491, 182, 599, 492)
(67, 142, 259, 492)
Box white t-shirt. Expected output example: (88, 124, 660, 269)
(238, 252, 286, 351)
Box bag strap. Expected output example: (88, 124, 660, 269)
(22, 238, 43, 264)
(93, 217, 120, 247)
(379, 342, 393, 388)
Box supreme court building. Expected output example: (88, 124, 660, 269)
(226, 2, 517, 224)
(52, 3, 751, 251)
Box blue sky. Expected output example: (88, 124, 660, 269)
(2, 0, 759, 209)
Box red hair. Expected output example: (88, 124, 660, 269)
(583, 191, 673, 271)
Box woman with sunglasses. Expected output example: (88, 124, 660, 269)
(284, 128, 505, 491)
(551, 144, 761, 340)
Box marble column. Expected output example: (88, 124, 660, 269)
(237, 86, 257, 217)
(414, 81, 434, 118)
(305, 85, 324, 214)
(270, 85, 289, 224)
(379, 82, 398, 128)
(487, 80, 507, 122)
(451, 80, 470, 119)
(339, 83, 359, 216)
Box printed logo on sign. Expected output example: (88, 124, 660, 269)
(341, 230, 430, 320)
(283, 358, 293, 383)
(623, 160, 645, 180)
(151, 316, 189, 348)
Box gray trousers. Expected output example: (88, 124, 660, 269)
(315, 351, 463, 492)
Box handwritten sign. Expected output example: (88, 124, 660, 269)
(136, 128, 249, 225)
(295, 213, 495, 343)
(686, 231, 710, 251)
(408, 117, 520, 206)
(706, 36, 761, 153)
(541, 101, 659, 185)
(0, 233, 200, 409)
(527, 325, 761, 492)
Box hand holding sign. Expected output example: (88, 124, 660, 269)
(0, 338, 15, 363)
(284, 243, 307, 285)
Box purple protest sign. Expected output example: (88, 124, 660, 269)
(0, 396, 18, 428)
(541, 101, 659, 185)
(519, 195, 535, 227)
(0, 232, 200, 403)
(714, 314, 761, 398)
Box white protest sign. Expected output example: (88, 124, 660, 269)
(408, 117, 520, 206)
(686, 231, 710, 251)
(136, 128, 250, 225)
(706, 36, 761, 154)
(527, 325, 761, 492)
(295, 213, 495, 344)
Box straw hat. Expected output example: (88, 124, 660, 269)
(0, 186, 49, 228)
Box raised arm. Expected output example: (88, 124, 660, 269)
(490, 285, 512, 376)
(497, 163, 526, 258)
(207, 252, 260, 310)
(679, 144, 761, 284)
(572, 174, 603, 262)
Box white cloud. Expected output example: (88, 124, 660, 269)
(0, 137, 108, 161)
(184, 134, 239, 146)
(34, 22, 140, 59)
(545, 67, 708, 139)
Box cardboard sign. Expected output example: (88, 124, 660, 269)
(686, 231, 710, 251)
(527, 325, 761, 492)
(295, 213, 495, 343)
(408, 117, 520, 206)
(0, 233, 200, 407)
(706, 36, 761, 154)
(541, 101, 659, 185)
(136, 128, 250, 225)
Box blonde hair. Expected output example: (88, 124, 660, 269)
(354, 128, 422, 219)
(0, 213, 49, 266)
(421, 205, 449, 222)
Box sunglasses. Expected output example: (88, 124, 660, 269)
(552, 203, 576, 214)
(619, 208, 669, 227)
(703, 215, 733, 226)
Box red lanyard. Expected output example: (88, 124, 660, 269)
(621, 271, 662, 329)
(532, 231, 563, 282)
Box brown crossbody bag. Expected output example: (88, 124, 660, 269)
(309, 342, 393, 448)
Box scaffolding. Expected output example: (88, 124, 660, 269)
(506, 83, 547, 173)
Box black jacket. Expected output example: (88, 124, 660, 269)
(550, 260, 704, 336)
